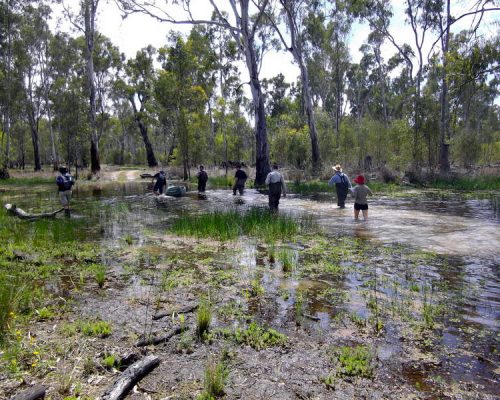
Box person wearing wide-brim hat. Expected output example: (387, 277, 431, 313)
(351, 175, 373, 220)
(328, 164, 352, 208)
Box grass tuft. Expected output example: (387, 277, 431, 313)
(171, 207, 311, 241)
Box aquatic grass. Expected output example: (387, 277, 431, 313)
(197, 299, 212, 338)
(91, 264, 106, 288)
(0, 176, 56, 186)
(198, 356, 228, 400)
(170, 207, 309, 241)
(425, 175, 500, 190)
(290, 180, 331, 194)
(278, 248, 296, 273)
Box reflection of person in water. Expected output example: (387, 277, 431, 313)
(152, 170, 167, 195)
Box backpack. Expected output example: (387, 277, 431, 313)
(338, 173, 349, 190)
(57, 174, 74, 191)
(157, 172, 166, 183)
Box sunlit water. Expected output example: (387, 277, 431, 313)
(1, 180, 498, 394)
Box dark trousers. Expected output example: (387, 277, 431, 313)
(233, 183, 244, 195)
(154, 182, 166, 194)
(336, 185, 348, 208)
(268, 182, 282, 211)
(198, 180, 207, 192)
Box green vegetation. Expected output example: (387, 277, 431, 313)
(170, 207, 311, 241)
(233, 322, 288, 350)
(278, 248, 296, 272)
(78, 320, 112, 338)
(198, 357, 228, 400)
(0, 176, 56, 186)
(102, 354, 119, 369)
(425, 175, 500, 191)
(289, 180, 331, 194)
(197, 299, 212, 338)
(331, 345, 373, 378)
(91, 263, 106, 288)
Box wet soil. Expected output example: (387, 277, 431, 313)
(0, 175, 498, 399)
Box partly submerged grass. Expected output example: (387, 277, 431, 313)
(425, 175, 500, 191)
(0, 176, 55, 186)
(289, 180, 331, 194)
(170, 207, 312, 241)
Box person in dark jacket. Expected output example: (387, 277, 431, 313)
(265, 163, 286, 211)
(152, 170, 167, 194)
(328, 164, 352, 208)
(233, 164, 248, 195)
(197, 165, 208, 192)
(56, 166, 75, 216)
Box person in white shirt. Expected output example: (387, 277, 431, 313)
(265, 163, 286, 211)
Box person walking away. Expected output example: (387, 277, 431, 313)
(328, 164, 351, 208)
(56, 166, 75, 217)
(265, 163, 286, 211)
(152, 170, 167, 195)
(351, 175, 373, 220)
(197, 165, 208, 193)
(233, 164, 248, 195)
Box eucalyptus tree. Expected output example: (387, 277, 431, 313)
(14, 2, 54, 171)
(61, 0, 101, 173)
(305, 2, 352, 152)
(0, 0, 23, 177)
(155, 34, 209, 180)
(265, 0, 321, 173)
(115, 45, 158, 167)
(116, 0, 272, 185)
(49, 32, 88, 169)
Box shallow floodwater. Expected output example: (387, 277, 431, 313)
(1, 180, 498, 396)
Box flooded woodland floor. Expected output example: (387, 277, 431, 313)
(0, 172, 498, 399)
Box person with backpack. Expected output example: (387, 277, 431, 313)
(328, 164, 352, 208)
(265, 163, 287, 211)
(233, 164, 248, 195)
(152, 170, 167, 195)
(56, 166, 75, 216)
(197, 165, 208, 193)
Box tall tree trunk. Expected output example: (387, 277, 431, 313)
(240, 0, 270, 186)
(438, 0, 451, 174)
(84, 0, 101, 174)
(30, 128, 41, 171)
(136, 118, 158, 167)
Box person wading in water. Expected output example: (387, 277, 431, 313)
(56, 166, 75, 217)
(328, 164, 351, 208)
(197, 165, 208, 193)
(233, 164, 248, 195)
(152, 170, 167, 195)
(265, 163, 287, 211)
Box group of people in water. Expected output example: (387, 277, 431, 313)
(56, 163, 372, 220)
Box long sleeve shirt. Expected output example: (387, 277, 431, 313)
(328, 172, 352, 188)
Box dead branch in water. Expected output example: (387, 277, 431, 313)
(152, 304, 198, 320)
(135, 326, 188, 347)
(4, 203, 64, 220)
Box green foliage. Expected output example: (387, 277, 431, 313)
(331, 345, 373, 378)
(170, 207, 310, 241)
(91, 263, 106, 288)
(233, 322, 288, 350)
(197, 299, 212, 338)
(102, 354, 119, 369)
(425, 175, 500, 191)
(197, 357, 228, 400)
(78, 320, 112, 338)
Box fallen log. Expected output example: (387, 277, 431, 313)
(11, 384, 47, 400)
(135, 326, 188, 347)
(101, 354, 160, 400)
(152, 304, 198, 320)
(140, 173, 154, 179)
(4, 204, 64, 220)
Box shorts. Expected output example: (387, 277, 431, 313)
(354, 203, 368, 211)
(59, 190, 72, 206)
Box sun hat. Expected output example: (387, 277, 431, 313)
(353, 175, 365, 184)
(332, 164, 342, 172)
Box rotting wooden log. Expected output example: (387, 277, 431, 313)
(135, 326, 188, 347)
(101, 355, 160, 400)
(302, 313, 321, 321)
(11, 384, 47, 400)
(152, 304, 198, 320)
(4, 204, 64, 220)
